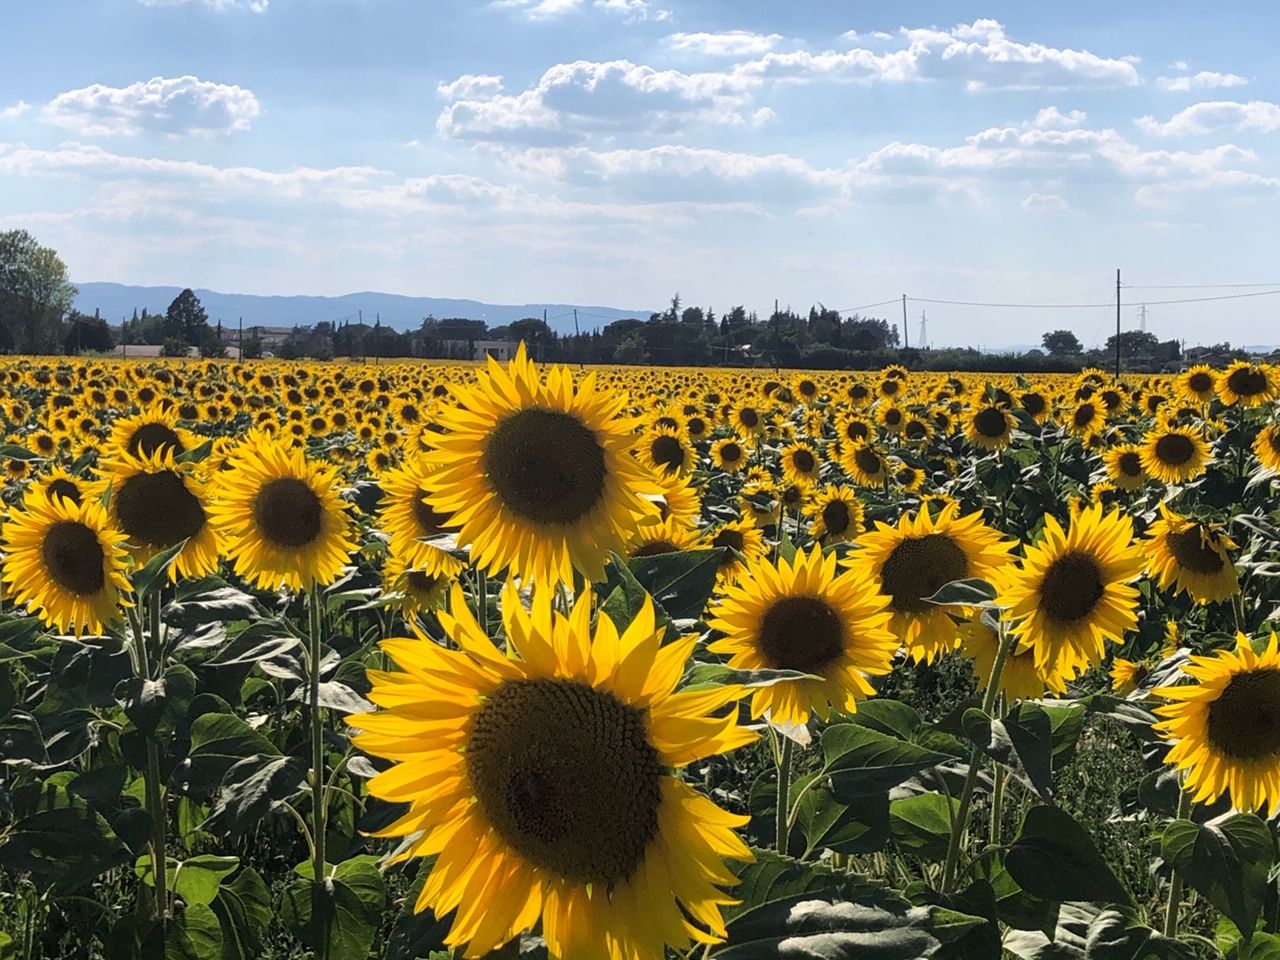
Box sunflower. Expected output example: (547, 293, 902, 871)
(648, 471, 702, 528)
(703, 519, 766, 587)
(850, 505, 1013, 664)
(901, 415, 933, 446)
(1067, 400, 1105, 438)
(834, 414, 874, 448)
(1144, 504, 1239, 604)
(95, 448, 219, 581)
(708, 546, 896, 725)
(351, 584, 755, 959)
(378, 457, 465, 579)
(730, 403, 767, 436)
(35, 467, 86, 507)
(1175, 365, 1217, 404)
(840, 441, 888, 487)
(1155, 633, 1280, 813)
(422, 347, 657, 585)
(1216, 360, 1278, 408)
(207, 434, 356, 591)
(780, 442, 821, 488)
(964, 405, 1016, 451)
(1, 491, 131, 636)
(1254, 424, 1280, 473)
(998, 504, 1145, 676)
(381, 550, 452, 616)
(1110, 658, 1150, 696)
(890, 460, 925, 493)
(107, 407, 195, 460)
(876, 403, 906, 435)
(1103, 443, 1147, 491)
(638, 425, 695, 478)
(804, 484, 864, 545)
(710, 436, 749, 474)
(1019, 390, 1050, 423)
(960, 611, 1066, 702)
(1140, 424, 1211, 484)
(625, 517, 701, 559)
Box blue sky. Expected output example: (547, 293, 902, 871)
(3, 0, 1280, 347)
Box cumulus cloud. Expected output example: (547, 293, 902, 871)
(666, 31, 783, 57)
(1137, 100, 1280, 137)
(43, 76, 260, 137)
(497, 0, 669, 22)
(138, 0, 268, 12)
(1156, 71, 1249, 92)
(1022, 192, 1068, 211)
(437, 60, 755, 144)
(437, 74, 504, 101)
(1030, 106, 1086, 129)
(1, 101, 30, 119)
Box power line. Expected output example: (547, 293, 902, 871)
(1140, 288, 1280, 305)
(1124, 282, 1280, 289)
(829, 298, 901, 314)
(911, 296, 1115, 309)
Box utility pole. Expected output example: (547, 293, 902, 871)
(1114, 268, 1122, 380)
(901, 294, 909, 350)
(238, 316, 243, 360)
(573, 308, 583, 369)
(374, 313, 380, 366)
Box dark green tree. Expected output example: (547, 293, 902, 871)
(63, 310, 115, 354)
(0, 229, 77, 354)
(1042, 329, 1084, 355)
(163, 288, 210, 346)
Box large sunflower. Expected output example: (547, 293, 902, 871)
(351, 584, 755, 959)
(710, 435, 749, 474)
(378, 456, 464, 579)
(803, 484, 864, 545)
(1103, 443, 1147, 491)
(637, 425, 695, 479)
(1254, 424, 1280, 473)
(964, 405, 1016, 452)
(1155, 634, 1280, 813)
(1144, 503, 1239, 604)
(423, 347, 657, 585)
(1, 491, 131, 636)
(839, 441, 888, 487)
(94, 448, 219, 581)
(780, 442, 822, 488)
(708, 546, 896, 725)
(207, 434, 355, 591)
(850, 505, 1014, 664)
(1140, 424, 1212, 484)
(106, 406, 195, 460)
(997, 504, 1145, 676)
(1175, 365, 1217, 404)
(1216, 360, 1278, 408)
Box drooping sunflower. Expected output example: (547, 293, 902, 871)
(964, 405, 1016, 452)
(1216, 360, 1278, 408)
(840, 441, 888, 487)
(708, 546, 896, 725)
(1, 491, 131, 636)
(780, 442, 821, 488)
(1253, 424, 1280, 473)
(1154, 633, 1280, 813)
(95, 448, 220, 581)
(422, 347, 657, 585)
(648, 470, 702, 528)
(850, 505, 1014, 664)
(1103, 443, 1147, 491)
(890, 460, 925, 493)
(1175, 365, 1217, 404)
(380, 550, 452, 616)
(351, 584, 756, 959)
(378, 457, 465, 579)
(207, 434, 356, 591)
(1144, 503, 1239, 604)
(960, 610, 1066, 702)
(804, 484, 864, 545)
(710, 436, 749, 474)
(997, 504, 1145, 676)
(1110, 657, 1151, 696)
(1140, 424, 1212, 484)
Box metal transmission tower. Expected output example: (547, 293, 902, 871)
(1138, 302, 1148, 332)
(917, 310, 929, 350)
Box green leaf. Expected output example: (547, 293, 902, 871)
(131, 539, 189, 598)
(626, 548, 723, 621)
(599, 552, 662, 631)
(727, 849, 908, 922)
(1161, 813, 1276, 939)
(202, 624, 302, 669)
(907, 881, 1002, 960)
(1083, 907, 1194, 959)
(890, 793, 959, 860)
(201, 755, 307, 837)
(682, 662, 821, 691)
(796, 785, 891, 857)
(138, 854, 240, 908)
(165, 902, 224, 960)
(211, 867, 272, 960)
(0, 805, 128, 892)
(963, 703, 1055, 802)
(115, 665, 196, 739)
(176, 713, 280, 795)
(926, 578, 997, 606)
(1005, 806, 1132, 906)
(713, 894, 986, 959)
(850, 699, 926, 741)
(282, 856, 387, 960)
(822, 723, 951, 798)
(164, 580, 259, 629)
(0, 444, 42, 460)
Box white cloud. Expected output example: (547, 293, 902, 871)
(1031, 106, 1087, 129)
(437, 60, 755, 144)
(738, 19, 1140, 91)
(437, 74, 504, 101)
(1156, 71, 1249, 92)
(750, 107, 775, 127)
(666, 31, 783, 57)
(497, 0, 669, 21)
(1, 101, 30, 119)
(1137, 100, 1280, 137)
(137, 0, 268, 12)
(43, 76, 260, 137)
(1022, 192, 1068, 211)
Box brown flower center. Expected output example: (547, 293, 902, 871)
(879, 533, 970, 614)
(1207, 668, 1280, 761)
(42, 521, 106, 595)
(757, 596, 845, 673)
(483, 408, 607, 526)
(1039, 550, 1105, 625)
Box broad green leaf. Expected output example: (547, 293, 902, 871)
(175, 713, 280, 795)
(822, 723, 951, 798)
(131, 539, 189, 598)
(203, 624, 301, 669)
(282, 856, 387, 960)
(726, 849, 907, 922)
(926, 578, 997, 606)
(165, 902, 223, 960)
(1161, 813, 1275, 939)
(211, 867, 272, 960)
(0, 805, 128, 892)
(850, 699, 926, 741)
(796, 785, 891, 857)
(890, 792, 958, 860)
(907, 881, 1002, 960)
(963, 703, 1055, 802)
(138, 854, 240, 908)
(202, 755, 307, 837)
(1005, 805, 1132, 906)
(626, 548, 723, 621)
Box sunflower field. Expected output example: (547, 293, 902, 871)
(1, 348, 1279, 960)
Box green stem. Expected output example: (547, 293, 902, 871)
(477, 567, 489, 636)
(941, 620, 1015, 892)
(990, 761, 1006, 849)
(1163, 786, 1193, 938)
(776, 735, 795, 855)
(130, 596, 168, 927)
(307, 584, 329, 960)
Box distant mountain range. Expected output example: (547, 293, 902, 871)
(74, 282, 652, 336)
